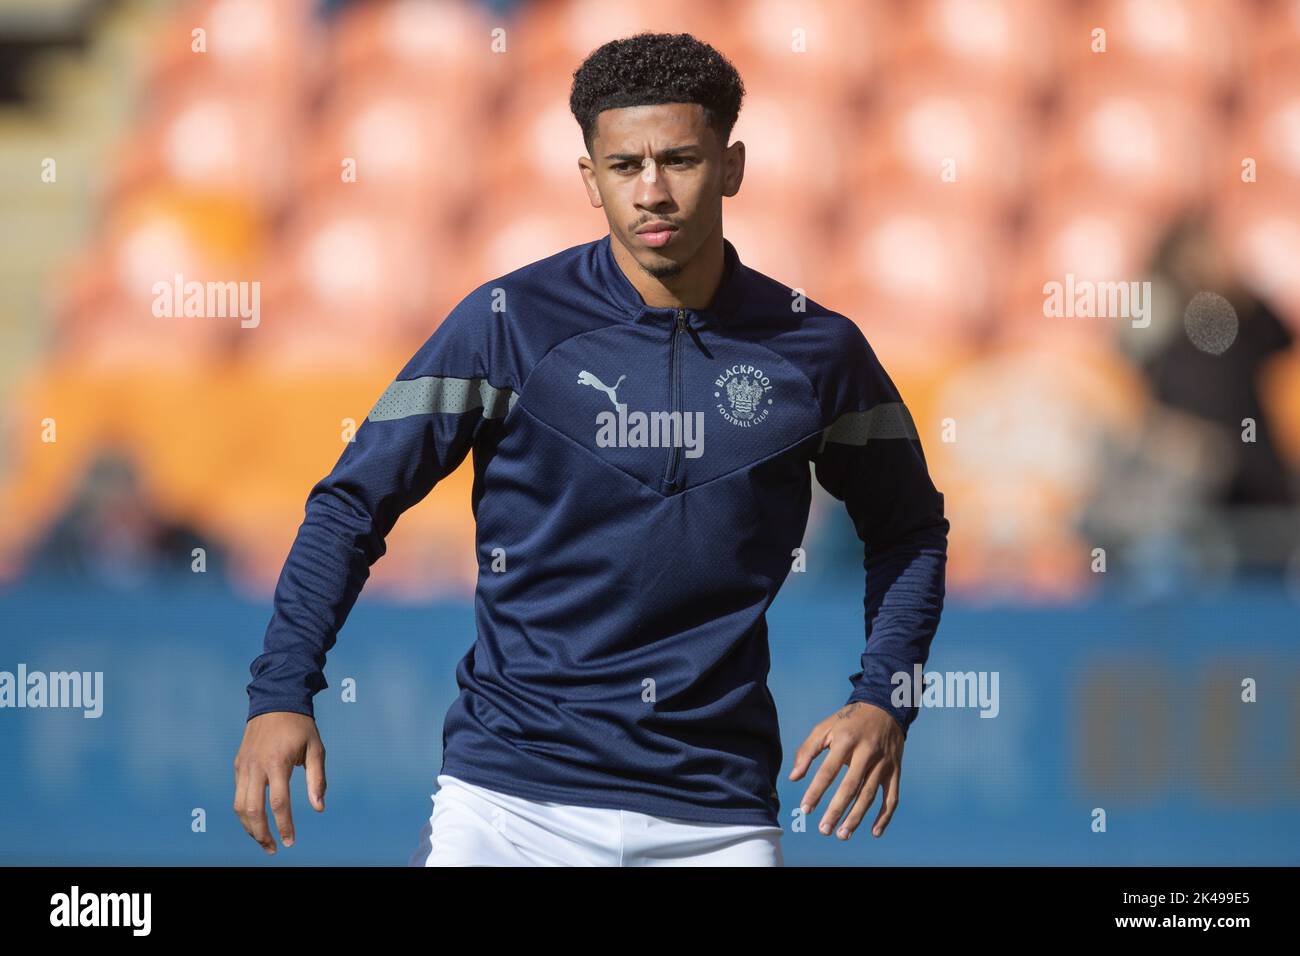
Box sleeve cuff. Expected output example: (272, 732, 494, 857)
(246, 698, 315, 722)
(845, 685, 914, 739)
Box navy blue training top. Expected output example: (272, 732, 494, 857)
(246, 233, 950, 826)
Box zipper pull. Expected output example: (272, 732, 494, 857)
(676, 307, 687, 331)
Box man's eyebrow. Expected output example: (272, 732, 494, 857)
(603, 145, 701, 162)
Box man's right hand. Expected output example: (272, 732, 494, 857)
(233, 712, 327, 855)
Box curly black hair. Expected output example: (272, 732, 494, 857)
(569, 32, 745, 156)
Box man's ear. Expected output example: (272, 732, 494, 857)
(578, 155, 604, 209)
(722, 140, 745, 198)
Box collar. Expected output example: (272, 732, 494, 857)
(594, 231, 745, 327)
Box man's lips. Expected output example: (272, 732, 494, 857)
(635, 223, 678, 247)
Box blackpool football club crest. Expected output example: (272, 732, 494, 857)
(714, 363, 773, 427)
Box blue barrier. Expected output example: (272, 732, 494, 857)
(1, 574, 1296, 865)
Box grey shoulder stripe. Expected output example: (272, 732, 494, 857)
(819, 402, 917, 452)
(367, 375, 517, 423)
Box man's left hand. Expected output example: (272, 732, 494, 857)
(788, 700, 904, 840)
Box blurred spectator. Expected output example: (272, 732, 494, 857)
(23, 451, 226, 588)
(1136, 213, 1296, 508)
(1084, 213, 1300, 591)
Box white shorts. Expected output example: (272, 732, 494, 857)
(408, 774, 785, 867)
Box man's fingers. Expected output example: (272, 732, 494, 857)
(305, 737, 327, 812)
(267, 762, 295, 848)
(838, 761, 887, 839)
(242, 765, 276, 854)
(819, 751, 872, 836)
(788, 725, 831, 781)
(872, 766, 902, 837)
(232, 762, 245, 822)
(798, 739, 850, 819)
(233, 714, 326, 855)
(234, 762, 253, 836)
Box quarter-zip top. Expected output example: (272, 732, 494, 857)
(246, 232, 950, 827)
(661, 306, 687, 495)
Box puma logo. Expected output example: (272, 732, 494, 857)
(579, 368, 704, 460)
(577, 370, 627, 409)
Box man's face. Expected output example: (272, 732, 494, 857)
(579, 102, 743, 280)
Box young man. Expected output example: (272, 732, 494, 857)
(234, 32, 949, 866)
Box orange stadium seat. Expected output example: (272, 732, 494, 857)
(1060, 0, 1248, 103)
(1038, 75, 1216, 221)
(325, 0, 505, 95)
(715, 203, 835, 299)
(104, 80, 303, 214)
(885, 0, 1067, 102)
(50, 185, 262, 364)
(1001, 187, 1165, 343)
(253, 195, 462, 363)
(458, 195, 608, 281)
(299, 76, 488, 229)
(506, 0, 734, 78)
(724, 90, 853, 224)
(723, 0, 889, 110)
(55, 298, 231, 371)
(1247, 0, 1300, 72)
(143, 0, 316, 100)
(1225, 61, 1300, 193)
(847, 75, 1034, 217)
(818, 188, 1010, 347)
(477, 73, 601, 211)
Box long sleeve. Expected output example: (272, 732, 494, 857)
(245, 293, 512, 721)
(812, 322, 949, 739)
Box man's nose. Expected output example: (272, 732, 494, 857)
(635, 158, 671, 203)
